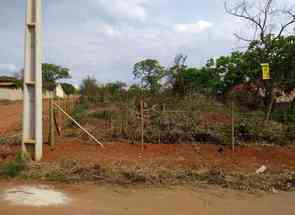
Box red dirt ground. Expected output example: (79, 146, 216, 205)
(43, 139, 295, 173)
(1, 101, 295, 174)
(0, 101, 22, 135)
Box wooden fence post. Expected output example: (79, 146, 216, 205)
(49, 98, 55, 146)
(231, 101, 235, 153)
(110, 114, 113, 138)
(125, 104, 129, 139)
(140, 100, 144, 153)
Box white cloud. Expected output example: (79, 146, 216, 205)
(98, 25, 121, 37)
(174, 21, 213, 34)
(0, 1, 243, 85)
(0, 64, 17, 73)
(95, 0, 148, 22)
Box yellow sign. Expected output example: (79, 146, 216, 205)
(261, 63, 270, 80)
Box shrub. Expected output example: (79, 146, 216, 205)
(67, 101, 90, 127)
(0, 137, 9, 145)
(232, 115, 287, 144)
(0, 152, 27, 178)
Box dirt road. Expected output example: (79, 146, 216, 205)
(0, 182, 294, 215)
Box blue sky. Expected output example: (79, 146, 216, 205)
(0, 0, 293, 85)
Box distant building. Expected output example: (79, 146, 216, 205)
(55, 83, 65, 98)
(0, 76, 22, 101)
(0, 76, 66, 101)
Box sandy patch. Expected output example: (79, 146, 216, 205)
(2, 185, 70, 207)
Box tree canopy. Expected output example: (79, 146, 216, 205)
(60, 82, 77, 95)
(42, 63, 71, 91)
(133, 59, 165, 94)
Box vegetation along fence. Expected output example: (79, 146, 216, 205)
(67, 96, 295, 150)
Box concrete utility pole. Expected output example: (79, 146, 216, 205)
(22, 0, 43, 161)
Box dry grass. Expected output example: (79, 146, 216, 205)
(18, 159, 295, 192)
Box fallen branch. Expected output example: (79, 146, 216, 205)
(54, 103, 104, 148)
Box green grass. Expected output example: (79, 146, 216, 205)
(66, 101, 90, 127)
(45, 171, 69, 182)
(0, 152, 27, 178)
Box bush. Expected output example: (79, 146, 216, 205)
(67, 101, 90, 126)
(0, 137, 9, 145)
(0, 152, 27, 178)
(0, 136, 22, 145)
(232, 115, 287, 144)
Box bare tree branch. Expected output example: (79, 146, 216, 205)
(233, 33, 253, 42)
(225, 0, 295, 43)
(261, 0, 273, 31)
(276, 10, 295, 38)
(225, 1, 264, 30)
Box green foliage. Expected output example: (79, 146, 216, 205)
(12, 78, 23, 89)
(0, 152, 27, 178)
(69, 102, 90, 126)
(42, 63, 71, 91)
(0, 137, 9, 145)
(246, 35, 295, 91)
(45, 171, 68, 182)
(164, 35, 295, 107)
(133, 59, 165, 94)
(80, 77, 128, 104)
(272, 105, 295, 123)
(128, 84, 142, 98)
(231, 114, 289, 144)
(80, 76, 100, 102)
(214, 52, 250, 93)
(61, 82, 77, 95)
(0, 136, 21, 145)
(103, 81, 128, 102)
(166, 52, 248, 97)
(105, 81, 127, 97)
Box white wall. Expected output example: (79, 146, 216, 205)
(0, 88, 23, 101)
(0, 88, 57, 101)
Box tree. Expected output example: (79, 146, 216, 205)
(80, 76, 99, 101)
(244, 35, 295, 89)
(167, 54, 227, 97)
(225, 0, 295, 43)
(42, 63, 71, 91)
(225, 0, 295, 116)
(214, 52, 251, 93)
(133, 59, 165, 94)
(60, 83, 77, 95)
(167, 54, 188, 95)
(105, 81, 127, 97)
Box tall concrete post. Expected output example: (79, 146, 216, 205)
(22, 0, 43, 161)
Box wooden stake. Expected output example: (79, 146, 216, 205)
(110, 114, 113, 138)
(48, 99, 55, 146)
(54, 103, 104, 148)
(140, 100, 144, 153)
(126, 104, 129, 142)
(53, 104, 61, 136)
(158, 116, 161, 144)
(231, 101, 235, 153)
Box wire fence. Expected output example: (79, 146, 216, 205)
(82, 101, 295, 148)
(40, 92, 295, 149)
